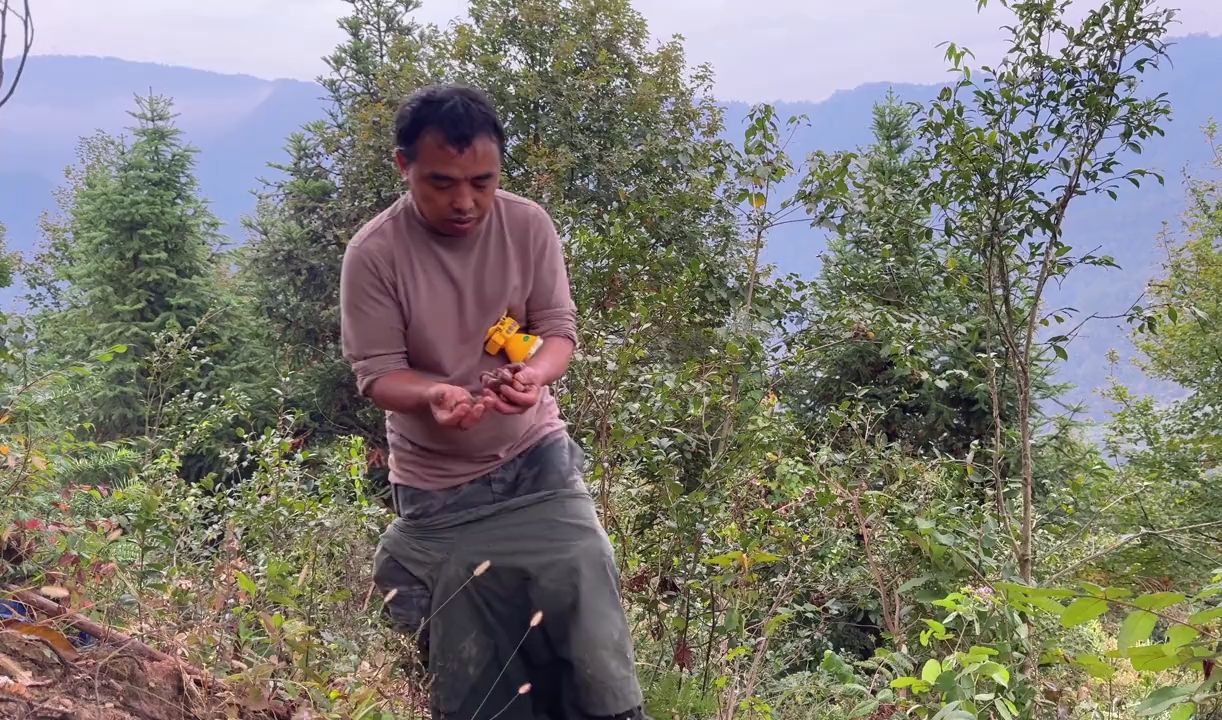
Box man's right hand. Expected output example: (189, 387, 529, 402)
(425, 383, 493, 430)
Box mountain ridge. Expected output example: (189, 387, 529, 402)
(3, 39, 1221, 415)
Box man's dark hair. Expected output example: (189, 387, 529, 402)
(394, 84, 506, 161)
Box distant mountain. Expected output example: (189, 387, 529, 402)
(0, 55, 327, 257)
(722, 34, 1222, 415)
(2, 36, 1221, 416)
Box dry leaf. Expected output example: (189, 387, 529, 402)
(0, 654, 31, 685)
(106, 528, 124, 542)
(0, 445, 9, 456)
(38, 585, 70, 600)
(30, 455, 47, 471)
(0, 675, 30, 698)
(1, 620, 81, 661)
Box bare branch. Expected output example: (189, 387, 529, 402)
(0, 0, 33, 110)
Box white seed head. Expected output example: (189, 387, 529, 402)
(530, 610, 544, 627)
(474, 560, 492, 577)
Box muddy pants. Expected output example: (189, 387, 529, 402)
(372, 431, 645, 720)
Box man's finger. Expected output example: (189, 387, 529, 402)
(436, 401, 471, 426)
(458, 410, 483, 430)
(488, 394, 526, 415)
(498, 384, 538, 407)
(437, 389, 466, 412)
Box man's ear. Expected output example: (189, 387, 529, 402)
(393, 147, 411, 182)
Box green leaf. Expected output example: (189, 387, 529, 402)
(1165, 624, 1200, 651)
(1187, 607, 1222, 625)
(921, 618, 953, 642)
(922, 658, 942, 684)
(994, 697, 1015, 720)
(932, 706, 975, 720)
(235, 571, 258, 597)
(890, 676, 919, 689)
(1118, 610, 1157, 650)
(1169, 703, 1195, 720)
(764, 612, 793, 637)
(980, 661, 1009, 687)
(1052, 344, 1068, 361)
(848, 699, 879, 718)
(1061, 597, 1108, 627)
(1134, 686, 1194, 716)
(1027, 594, 1068, 615)
(1128, 646, 1183, 672)
(1075, 654, 1116, 680)
(1134, 592, 1185, 611)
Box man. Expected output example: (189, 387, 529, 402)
(339, 84, 646, 720)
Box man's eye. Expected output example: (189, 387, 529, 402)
(432, 180, 454, 190)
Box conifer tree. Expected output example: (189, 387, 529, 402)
(788, 93, 1018, 458)
(38, 94, 234, 439)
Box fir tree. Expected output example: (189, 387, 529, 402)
(787, 93, 1016, 458)
(40, 94, 232, 439)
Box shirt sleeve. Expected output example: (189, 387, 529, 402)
(525, 207, 579, 346)
(339, 239, 410, 396)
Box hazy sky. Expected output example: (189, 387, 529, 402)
(28, 0, 1222, 101)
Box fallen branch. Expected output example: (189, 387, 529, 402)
(8, 589, 205, 675)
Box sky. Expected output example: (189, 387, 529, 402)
(24, 0, 1222, 101)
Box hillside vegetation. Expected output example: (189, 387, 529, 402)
(1, 0, 1221, 718)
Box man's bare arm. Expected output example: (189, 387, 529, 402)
(366, 369, 438, 414)
(526, 335, 575, 386)
(368, 370, 493, 430)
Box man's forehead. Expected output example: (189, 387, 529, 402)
(415, 135, 499, 168)
(426, 169, 498, 181)
(419, 130, 498, 154)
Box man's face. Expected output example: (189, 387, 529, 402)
(397, 130, 501, 238)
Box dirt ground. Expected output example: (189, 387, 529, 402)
(0, 627, 294, 720)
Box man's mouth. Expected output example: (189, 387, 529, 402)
(449, 217, 476, 229)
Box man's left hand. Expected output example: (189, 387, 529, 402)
(483, 364, 544, 415)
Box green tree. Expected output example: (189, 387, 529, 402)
(804, 0, 1176, 582)
(788, 92, 1011, 460)
(32, 95, 245, 440)
(24, 131, 126, 316)
(243, 0, 744, 447)
(243, 0, 439, 447)
(443, 0, 732, 251)
(1097, 123, 1222, 583)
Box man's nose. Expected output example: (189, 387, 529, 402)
(452, 185, 475, 213)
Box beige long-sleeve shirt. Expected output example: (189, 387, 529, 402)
(339, 189, 578, 490)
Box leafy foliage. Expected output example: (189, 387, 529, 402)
(2, 0, 1220, 718)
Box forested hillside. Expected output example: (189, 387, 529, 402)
(1, 0, 1221, 718)
(5, 34, 1222, 416)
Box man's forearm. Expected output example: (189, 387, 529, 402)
(367, 369, 439, 414)
(526, 336, 575, 386)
